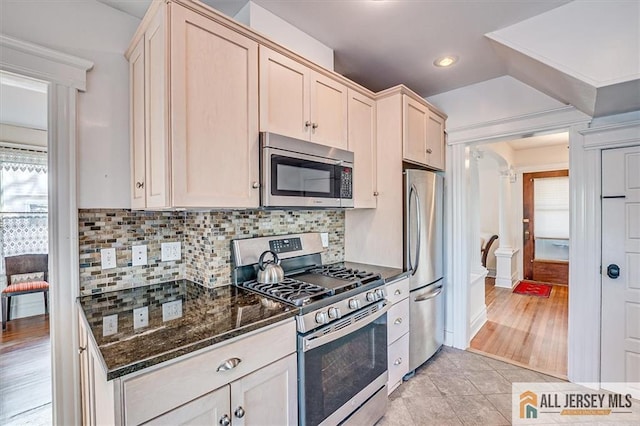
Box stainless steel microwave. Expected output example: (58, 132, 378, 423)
(260, 132, 354, 208)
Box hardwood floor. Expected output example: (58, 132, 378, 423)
(470, 278, 568, 378)
(0, 314, 52, 425)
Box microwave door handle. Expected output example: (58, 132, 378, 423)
(413, 185, 422, 275)
(302, 303, 390, 352)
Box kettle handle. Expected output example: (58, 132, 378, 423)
(258, 250, 280, 270)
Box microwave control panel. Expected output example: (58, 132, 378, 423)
(340, 167, 353, 199)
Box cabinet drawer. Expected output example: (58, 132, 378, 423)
(124, 319, 296, 425)
(386, 277, 409, 305)
(387, 333, 409, 395)
(387, 298, 409, 344)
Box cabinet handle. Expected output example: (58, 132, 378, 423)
(78, 346, 86, 355)
(216, 357, 242, 372)
(426, 148, 433, 154)
(394, 318, 403, 325)
(305, 121, 312, 129)
(234, 406, 246, 418)
(394, 289, 401, 296)
(394, 357, 403, 366)
(252, 181, 260, 189)
(373, 191, 379, 196)
(136, 181, 144, 189)
(312, 122, 319, 129)
(219, 414, 231, 426)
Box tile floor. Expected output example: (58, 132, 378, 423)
(377, 346, 564, 425)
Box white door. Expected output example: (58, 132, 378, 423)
(601, 145, 640, 399)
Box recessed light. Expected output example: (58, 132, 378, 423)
(433, 55, 458, 68)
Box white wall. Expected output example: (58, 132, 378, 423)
(235, 1, 334, 70)
(478, 157, 500, 271)
(0, 0, 140, 208)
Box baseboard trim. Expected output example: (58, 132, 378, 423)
(469, 307, 487, 340)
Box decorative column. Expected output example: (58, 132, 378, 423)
(494, 168, 518, 288)
(468, 148, 487, 338)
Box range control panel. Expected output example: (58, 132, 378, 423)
(269, 237, 302, 254)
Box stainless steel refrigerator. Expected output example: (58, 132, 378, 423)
(404, 169, 444, 372)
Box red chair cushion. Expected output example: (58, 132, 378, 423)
(2, 281, 49, 293)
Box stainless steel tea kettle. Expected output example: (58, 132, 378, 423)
(257, 250, 284, 284)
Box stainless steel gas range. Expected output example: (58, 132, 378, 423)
(232, 233, 388, 426)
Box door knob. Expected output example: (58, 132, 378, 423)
(607, 264, 620, 279)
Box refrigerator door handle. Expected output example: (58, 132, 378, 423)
(408, 184, 415, 273)
(412, 184, 422, 276)
(414, 285, 443, 302)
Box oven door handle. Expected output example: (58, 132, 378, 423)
(302, 302, 390, 352)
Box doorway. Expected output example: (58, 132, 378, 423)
(0, 70, 51, 424)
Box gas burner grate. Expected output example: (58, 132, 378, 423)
(306, 264, 382, 285)
(240, 278, 332, 306)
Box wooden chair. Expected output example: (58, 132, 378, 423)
(481, 234, 499, 268)
(2, 254, 49, 330)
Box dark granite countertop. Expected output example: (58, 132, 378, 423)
(342, 261, 408, 283)
(78, 280, 296, 380)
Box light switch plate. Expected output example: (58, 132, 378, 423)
(103, 314, 118, 336)
(132, 245, 147, 266)
(161, 242, 181, 262)
(101, 248, 117, 270)
(133, 306, 149, 329)
(321, 233, 329, 248)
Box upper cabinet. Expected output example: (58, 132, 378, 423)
(402, 94, 446, 171)
(260, 46, 348, 150)
(127, 2, 260, 209)
(348, 89, 377, 208)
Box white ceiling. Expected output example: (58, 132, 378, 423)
(97, 0, 639, 117)
(506, 132, 568, 151)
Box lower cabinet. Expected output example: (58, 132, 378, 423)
(385, 277, 410, 394)
(145, 354, 297, 426)
(78, 311, 297, 425)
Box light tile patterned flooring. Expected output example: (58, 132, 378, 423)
(377, 346, 564, 425)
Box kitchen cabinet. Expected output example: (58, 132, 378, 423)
(348, 89, 377, 208)
(78, 308, 297, 425)
(402, 94, 446, 171)
(385, 277, 410, 394)
(127, 2, 260, 209)
(259, 46, 348, 150)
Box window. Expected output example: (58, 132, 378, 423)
(533, 176, 569, 261)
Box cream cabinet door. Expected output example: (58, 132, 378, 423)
(170, 5, 259, 208)
(143, 386, 231, 426)
(402, 94, 428, 166)
(144, 6, 171, 209)
(230, 354, 298, 426)
(129, 37, 146, 209)
(426, 111, 445, 171)
(348, 89, 377, 208)
(259, 46, 311, 141)
(310, 72, 348, 149)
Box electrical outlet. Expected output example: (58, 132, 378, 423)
(321, 233, 329, 248)
(133, 306, 149, 329)
(161, 242, 181, 262)
(101, 248, 117, 270)
(103, 314, 118, 336)
(162, 300, 183, 322)
(132, 245, 147, 267)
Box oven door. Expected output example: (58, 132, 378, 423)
(299, 301, 389, 426)
(262, 147, 349, 208)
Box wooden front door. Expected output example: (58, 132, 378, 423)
(523, 170, 569, 285)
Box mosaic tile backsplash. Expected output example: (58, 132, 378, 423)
(78, 209, 345, 294)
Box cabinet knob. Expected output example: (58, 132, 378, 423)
(426, 148, 433, 154)
(136, 181, 144, 189)
(394, 357, 403, 366)
(78, 346, 86, 355)
(305, 121, 312, 129)
(373, 191, 379, 196)
(252, 181, 260, 189)
(219, 414, 231, 426)
(234, 406, 246, 418)
(394, 317, 403, 325)
(216, 357, 242, 372)
(312, 122, 319, 129)
(394, 289, 401, 296)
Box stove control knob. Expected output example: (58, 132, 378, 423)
(366, 292, 376, 302)
(328, 307, 341, 319)
(374, 288, 385, 300)
(348, 298, 361, 310)
(315, 312, 328, 324)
